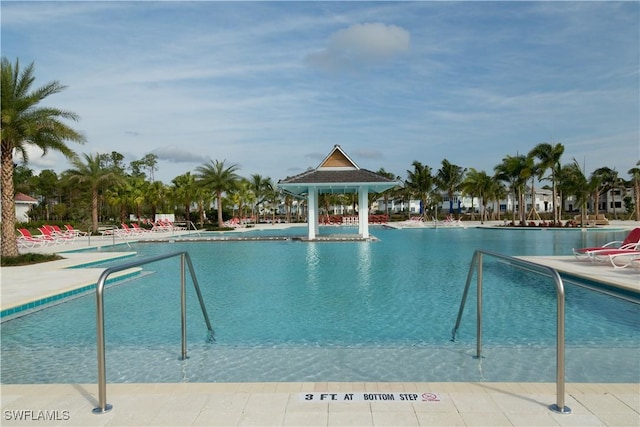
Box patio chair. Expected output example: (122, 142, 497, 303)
(16, 228, 47, 248)
(589, 245, 640, 264)
(572, 228, 640, 259)
(65, 224, 88, 237)
(131, 223, 151, 233)
(49, 225, 77, 241)
(604, 252, 640, 269)
(39, 226, 74, 244)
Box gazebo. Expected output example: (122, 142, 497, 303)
(277, 145, 398, 240)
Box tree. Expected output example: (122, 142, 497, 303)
(195, 160, 240, 227)
(435, 159, 466, 216)
(145, 180, 168, 221)
(590, 167, 617, 217)
(13, 165, 35, 196)
(376, 167, 399, 217)
(67, 153, 123, 233)
(405, 161, 434, 221)
(529, 142, 564, 223)
(172, 172, 197, 222)
(628, 161, 640, 221)
(494, 154, 529, 225)
(1, 58, 85, 257)
(561, 159, 596, 227)
(461, 168, 493, 223)
(131, 153, 159, 181)
(249, 173, 271, 222)
(34, 169, 60, 221)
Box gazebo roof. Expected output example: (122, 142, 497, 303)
(278, 145, 397, 195)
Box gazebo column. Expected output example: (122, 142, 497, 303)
(307, 187, 318, 240)
(358, 186, 369, 239)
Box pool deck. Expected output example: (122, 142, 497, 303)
(1, 221, 639, 426)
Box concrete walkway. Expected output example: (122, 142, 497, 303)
(1, 222, 639, 426)
(1, 382, 638, 426)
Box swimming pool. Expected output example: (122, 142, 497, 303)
(1, 227, 638, 384)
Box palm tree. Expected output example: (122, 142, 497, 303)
(405, 161, 434, 221)
(529, 142, 564, 223)
(249, 174, 272, 222)
(562, 159, 595, 227)
(461, 168, 493, 223)
(195, 160, 240, 227)
(67, 153, 123, 233)
(145, 180, 168, 222)
(435, 159, 466, 216)
(628, 161, 640, 221)
(1, 57, 85, 257)
(590, 167, 618, 218)
(194, 185, 213, 228)
(494, 155, 529, 225)
(376, 168, 399, 217)
(172, 172, 197, 222)
(235, 178, 256, 223)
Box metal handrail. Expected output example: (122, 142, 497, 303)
(451, 250, 572, 414)
(92, 251, 213, 414)
(185, 220, 202, 236)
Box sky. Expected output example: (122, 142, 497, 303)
(2, 1, 639, 185)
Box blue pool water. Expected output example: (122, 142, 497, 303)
(1, 227, 638, 384)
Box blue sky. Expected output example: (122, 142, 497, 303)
(2, 1, 638, 184)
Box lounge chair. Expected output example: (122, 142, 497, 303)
(39, 226, 74, 244)
(131, 223, 151, 233)
(573, 228, 640, 259)
(18, 228, 56, 246)
(120, 223, 141, 235)
(65, 224, 88, 237)
(604, 252, 640, 269)
(16, 228, 47, 248)
(589, 246, 640, 263)
(49, 225, 77, 241)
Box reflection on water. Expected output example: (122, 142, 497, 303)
(305, 243, 320, 289)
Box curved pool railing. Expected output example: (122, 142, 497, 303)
(451, 250, 572, 415)
(92, 251, 213, 414)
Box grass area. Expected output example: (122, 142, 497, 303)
(1, 253, 63, 267)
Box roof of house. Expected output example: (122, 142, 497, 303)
(278, 145, 397, 195)
(15, 192, 38, 204)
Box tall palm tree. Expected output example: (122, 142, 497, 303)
(195, 159, 240, 227)
(522, 155, 540, 221)
(376, 167, 399, 217)
(461, 168, 493, 223)
(562, 159, 595, 227)
(67, 153, 123, 233)
(1, 57, 85, 257)
(628, 161, 640, 221)
(529, 142, 564, 223)
(590, 166, 618, 218)
(235, 178, 256, 223)
(435, 159, 466, 215)
(405, 161, 434, 221)
(194, 185, 213, 228)
(494, 154, 529, 225)
(249, 174, 272, 222)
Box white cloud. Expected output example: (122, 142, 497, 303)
(305, 23, 410, 72)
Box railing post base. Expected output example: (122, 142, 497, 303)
(92, 404, 113, 414)
(549, 404, 572, 414)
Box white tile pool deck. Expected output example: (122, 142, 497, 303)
(1, 222, 639, 426)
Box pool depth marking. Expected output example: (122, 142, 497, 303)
(300, 392, 441, 402)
